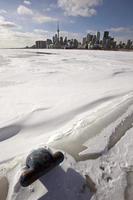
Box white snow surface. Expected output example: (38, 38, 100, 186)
(0, 49, 133, 200)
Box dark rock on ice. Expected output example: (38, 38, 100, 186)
(20, 148, 64, 187)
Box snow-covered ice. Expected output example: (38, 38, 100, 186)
(0, 49, 133, 200)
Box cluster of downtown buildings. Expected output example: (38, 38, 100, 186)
(82, 31, 133, 50)
(28, 25, 133, 50)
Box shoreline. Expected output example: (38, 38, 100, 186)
(0, 48, 133, 52)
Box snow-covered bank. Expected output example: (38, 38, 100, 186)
(0, 49, 133, 199)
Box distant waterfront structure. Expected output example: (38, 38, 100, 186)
(103, 31, 109, 39)
(126, 40, 132, 49)
(82, 30, 133, 50)
(102, 31, 109, 49)
(46, 39, 52, 48)
(87, 33, 93, 43)
(55, 22, 61, 48)
(36, 41, 46, 49)
(27, 23, 133, 50)
(96, 32, 100, 44)
(82, 37, 87, 47)
(57, 22, 60, 42)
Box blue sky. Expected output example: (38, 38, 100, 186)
(0, 0, 132, 47)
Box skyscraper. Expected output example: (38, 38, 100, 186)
(87, 33, 93, 43)
(126, 40, 132, 49)
(103, 31, 109, 39)
(103, 31, 109, 49)
(96, 32, 100, 43)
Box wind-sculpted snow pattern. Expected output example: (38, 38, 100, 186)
(0, 49, 133, 200)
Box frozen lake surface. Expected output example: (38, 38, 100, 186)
(0, 49, 133, 200)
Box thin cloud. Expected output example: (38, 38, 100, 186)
(70, 20, 75, 24)
(0, 21, 17, 28)
(33, 13, 58, 24)
(44, 3, 57, 12)
(34, 29, 49, 34)
(109, 27, 133, 41)
(86, 29, 99, 34)
(17, 5, 33, 16)
(57, 0, 103, 17)
(0, 15, 18, 29)
(17, 5, 58, 24)
(45, 8, 51, 12)
(0, 15, 5, 21)
(109, 27, 133, 34)
(0, 9, 7, 14)
(0, 29, 48, 48)
(24, 0, 31, 5)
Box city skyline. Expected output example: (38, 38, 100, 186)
(0, 0, 133, 48)
(29, 26, 133, 50)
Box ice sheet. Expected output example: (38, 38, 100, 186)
(0, 49, 133, 200)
